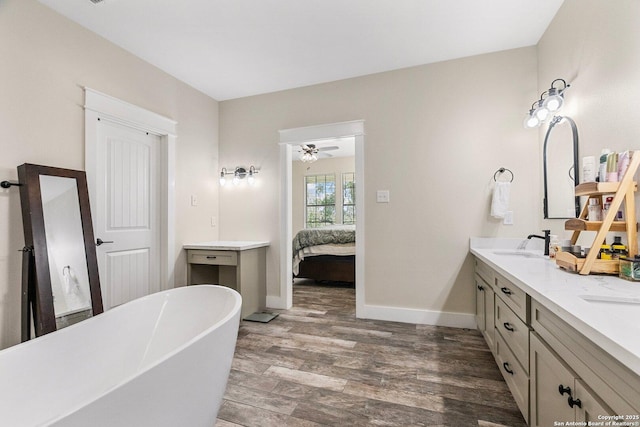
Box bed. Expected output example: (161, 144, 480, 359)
(292, 225, 355, 283)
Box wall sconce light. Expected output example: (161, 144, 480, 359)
(219, 166, 259, 186)
(523, 78, 570, 129)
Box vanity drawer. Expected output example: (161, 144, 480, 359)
(495, 273, 528, 322)
(495, 297, 530, 374)
(475, 259, 495, 288)
(495, 332, 529, 423)
(188, 250, 238, 266)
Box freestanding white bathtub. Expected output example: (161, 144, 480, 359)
(0, 285, 241, 427)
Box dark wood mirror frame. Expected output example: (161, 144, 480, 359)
(17, 163, 103, 340)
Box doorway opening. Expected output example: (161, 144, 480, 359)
(278, 120, 365, 316)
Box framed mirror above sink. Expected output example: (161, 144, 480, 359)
(543, 115, 580, 219)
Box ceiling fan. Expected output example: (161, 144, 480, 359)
(299, 143, 339, 163)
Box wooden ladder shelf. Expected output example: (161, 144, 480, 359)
(556, 151, 640, 275)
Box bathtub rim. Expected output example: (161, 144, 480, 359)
(2, 284, 241, 426)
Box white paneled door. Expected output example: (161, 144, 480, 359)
(94, 119, 161, 309)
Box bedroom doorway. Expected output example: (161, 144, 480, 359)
(278, 120, 365, 316)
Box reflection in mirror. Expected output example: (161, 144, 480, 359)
(39, 175, 93, 328)
(543, 116, 579, 219)
(18, 164, 103, 339)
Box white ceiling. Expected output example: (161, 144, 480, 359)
(38, 0, 564, 101)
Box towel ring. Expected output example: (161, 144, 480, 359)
(494, 167, 514, 182)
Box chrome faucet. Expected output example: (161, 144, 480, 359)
(527, 229, 551, 256)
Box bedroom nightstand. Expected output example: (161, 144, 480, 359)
(183, 241, 269, 319)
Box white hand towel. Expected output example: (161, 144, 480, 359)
(491, 181, 511, 218)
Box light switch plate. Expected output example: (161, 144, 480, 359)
(503, 211, 514, 225)
(191, 194, 198, 206)
(376, 190, 390, 203)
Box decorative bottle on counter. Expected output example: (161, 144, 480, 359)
(599, 242, 612, 260)
(611, 236, 628, 259)
(587, 198, 602, 221)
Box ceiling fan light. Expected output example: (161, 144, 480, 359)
(300, 151, 318, 163)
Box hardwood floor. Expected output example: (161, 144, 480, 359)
(216, 281, 526, 427)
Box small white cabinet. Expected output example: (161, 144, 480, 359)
(185, 241, 269, 319)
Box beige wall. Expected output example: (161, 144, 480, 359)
(538, 0, 640, 246)
(0, 0, 219, 349)
(4, 0, 631, 346)
(219, 47, 540, 315)
(292, 156, 356, 234)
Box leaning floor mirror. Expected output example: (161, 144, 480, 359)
(18, 163, 103, 340)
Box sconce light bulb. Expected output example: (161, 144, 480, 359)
(247, 175, 255, 186)
(232, 176, 240, 186)
(523, 112, 540, 129)
(219, 168, 227, 186)
(535, 106, 549, 121)
(543, 95, 563, 112)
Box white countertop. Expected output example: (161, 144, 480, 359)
(183, 240, 270, 251)
(470, 237, 640, 376)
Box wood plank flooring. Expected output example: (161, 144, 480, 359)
(216, 281, 526, 427)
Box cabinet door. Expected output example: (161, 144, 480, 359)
(484, 284, 495, 350)
(475, 275, 486, 332)
(575, 378, 615, 422)
(530, 333, 576, 427)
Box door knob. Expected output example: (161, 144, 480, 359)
(96, 238, 114, 246)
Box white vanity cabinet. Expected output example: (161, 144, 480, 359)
(474, 256, 640, 426)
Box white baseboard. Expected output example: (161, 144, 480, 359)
(266, 295, 289, 310)
(267, 293, 476, 329)
(358, 303, 477, 329)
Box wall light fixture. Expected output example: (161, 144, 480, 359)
(523, 79, 570, 129)
(219, 166, 259, 186)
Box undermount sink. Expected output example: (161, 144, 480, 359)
(579, 295, 640, 318)
(491, 250, 545, 258)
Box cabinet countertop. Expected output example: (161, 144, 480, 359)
(470, 237, 640, 377)
(183, 240, 270, 251)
